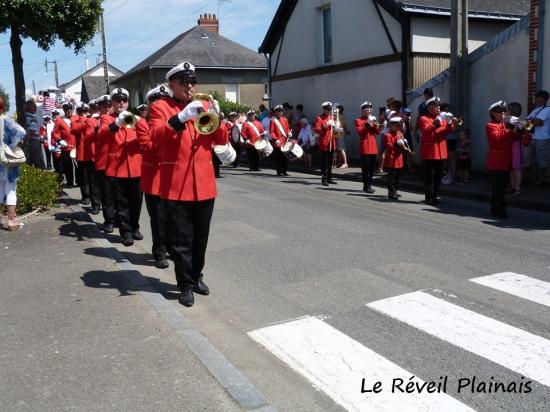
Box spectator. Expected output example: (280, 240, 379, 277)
(0, 96, 26, 231)
(440, 102, 457, 184)
(526, 90, 550, 186)
(25, 100, 46, 169)
(418, 88, 433, 117)
(261, 108, 273, 141)
(335, 104, 349, 168)
(40, 114, 54, 170)
(259, 104, 268, 121)
(297, 118, 315, 168)
(402, 108, 415, 173)
(293, 104, 306, 137)
(456, 129, 471, 184)
(508, 102, 524, 196)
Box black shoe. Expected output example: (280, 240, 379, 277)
(132, 230, 143, 241)
(81, 198, 90, 205)
(282, 172, 289, 176)
(366, 187, 375, 194)
(193, 277, 210, 296)
(388, 194, 398, 200)
(321, 178, 329, 186)
(396, 193, 402, 198)
(104, 223, 114, 234)
(154, 256, 169, 269)
(178, 286, 194, 307)
(90, 207, 100, 215)
(121, 233, 134, 247)
(327, 179, 337, 185)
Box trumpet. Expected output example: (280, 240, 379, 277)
(368, 115, 380, 129)
(331, 107, 345, 139)
(193, 93, 220, 135)
(517, 119, 535, 132)
(123, 113, 139, 128)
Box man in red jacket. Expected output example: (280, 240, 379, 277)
(52, 103, 77, 187)
(149, 61, 227, 307)
(313, 102, 340, 186)
(98, 88, 143, 246)
(241, 109, 265, 171)
(417, 96, 457, 204)
(383, 117, 406, 200)
(355, 101, 380, 193)
(269, 105, 291, 176)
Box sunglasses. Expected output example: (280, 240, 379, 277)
(176, 78, 197, 86)
(113, 97, 128, 103)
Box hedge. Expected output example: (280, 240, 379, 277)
(14, 164, 61, 214)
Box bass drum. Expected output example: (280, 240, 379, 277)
(231, 125, 243, 144)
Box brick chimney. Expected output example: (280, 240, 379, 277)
(197, 13, 219, 34)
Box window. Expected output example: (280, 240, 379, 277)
(225, 84, 238, 103)
(322, 7, 332, 64)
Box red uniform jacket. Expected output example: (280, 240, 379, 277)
(52, 116, 76, 152)
(269, 116, 290, 149)
(418, 114, 455, 160)
(137, 119, 161, 196)
(94, 113, 114, 171)
(383, 131, 405, 169)
(486, 121, 518, 171)
(98, 113, 142, 178)
(241, 120, 265, 146)
(71, 116, 96, 162)
(355, 116, 379, 155)
(82, 117, 97, 162)
(39, 125, 48, 148)
(313, 113, 336, 152)
(149, 96, 228, 201)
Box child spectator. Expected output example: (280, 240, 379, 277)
(456, 129, 471, 183)
(507, 102, 524, 196)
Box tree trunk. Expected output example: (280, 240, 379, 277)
(9, 24, 26, 128)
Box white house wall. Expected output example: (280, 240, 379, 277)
(271, 0, 401, 76)
(411, 17, 511, 53)
(408, 27, 528, 171)
(272, 61, 402, 159)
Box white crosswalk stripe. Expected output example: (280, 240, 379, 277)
(249, 316, 474, 412)
(470, 272, 550, 308)
(367, 291, 550, 387)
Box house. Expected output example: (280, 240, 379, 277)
(59, 62, 124, 103)
(259, 0, 529, 159)
(114, 14, 268, 108)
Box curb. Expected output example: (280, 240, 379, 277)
(63, 194, 275, 412)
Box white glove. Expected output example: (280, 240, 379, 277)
(177, 100, 204, 123)
(508, 116, 519, 125)
(210, 98, 220, 114)
(275, 139, 281, 146)
(58, 140, 68, 148)
(288, 131, 293, 138)
(396, 139, 405, 146)
(334, 127, 344, 133)
(327, 120, 336, 127)
(244, 139, 250, 145)
(115, 110, 133, 127)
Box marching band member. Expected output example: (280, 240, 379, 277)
(149, 61, 228, 307)
(227, 111, 241, 168)
(384, 117, 406, 200)
(240, 109, 264, 172)
(94, 95, 117, 233)
(486, 101, 518, 218)
(313, 101, 339, 186)
(355, 101, 379, 193)
(52, 103, 77, 187)
(137, 104, 148, 119)
(137, 86, 169, 269)
(270, 105, 290, 176)
(98, 88, 143, 246)
(417, 96, 457, 205)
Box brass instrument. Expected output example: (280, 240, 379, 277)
(193, 93, 220, 135)
(517, 119, 534, 132)
(123, 113, 139, 128)
(332, 107, 344, 139)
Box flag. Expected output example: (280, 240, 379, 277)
(43, 96, 57, 113)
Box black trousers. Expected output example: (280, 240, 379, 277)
(28, 139, 46, 169)
(164, 198, 215, 289)
(44, 148, 52, 169)
(231, 142, 241, 167)
(387, 168, 400, 196)
(95, 169, 116, 225)
(145, 194, 168, 259)
(53, 153, 63, 175)
(111, 177, 142, 235)
(490, 171, 508, 217)
(77, 161, 101, 208)
(320, 150, 334, 180)
(422, 159, 443, 202)
(61, 152, 76, 186)
(247, 147, 260, 171)
(274, 148, 288, 175)
(361, 154, 377, 189)
(212, 149, 221, 177)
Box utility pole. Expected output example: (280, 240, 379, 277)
(450, 0, 468, 123)
(44, 59, 60, 88)
(99, 12, 110, 94)
(32, 80, 36, 95)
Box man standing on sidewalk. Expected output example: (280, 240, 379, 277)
(25, 100, 46, 169)
(149, 61, 228, 307)
(526, 90, 550, 186)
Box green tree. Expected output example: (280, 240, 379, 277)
(0, 0, 103, 126)
(0, 85, 9, 112)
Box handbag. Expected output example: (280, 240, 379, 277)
(0, 116, 26, 167)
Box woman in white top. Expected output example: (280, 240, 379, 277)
(297, 118, 315, 168)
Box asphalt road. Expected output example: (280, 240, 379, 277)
(81, 167, 550, 411)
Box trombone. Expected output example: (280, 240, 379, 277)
(193, 93, 220, 135)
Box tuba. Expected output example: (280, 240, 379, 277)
(193, 93, 220, 135)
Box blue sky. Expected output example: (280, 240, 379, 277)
(0, 0, 280, 111)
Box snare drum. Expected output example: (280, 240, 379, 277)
(213, 143, 237, 165)
(231, 125, 244, 144)
(254, 138, 273, 158)
(281, 140, 304, 161)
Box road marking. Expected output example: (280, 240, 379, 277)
(249, 316, 474, 412)
(470, 272, 550, 308)
(368, 291, 550, 387)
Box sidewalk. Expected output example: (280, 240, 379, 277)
(0, 209, 239, 411)
(249, 158, 550, 213)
